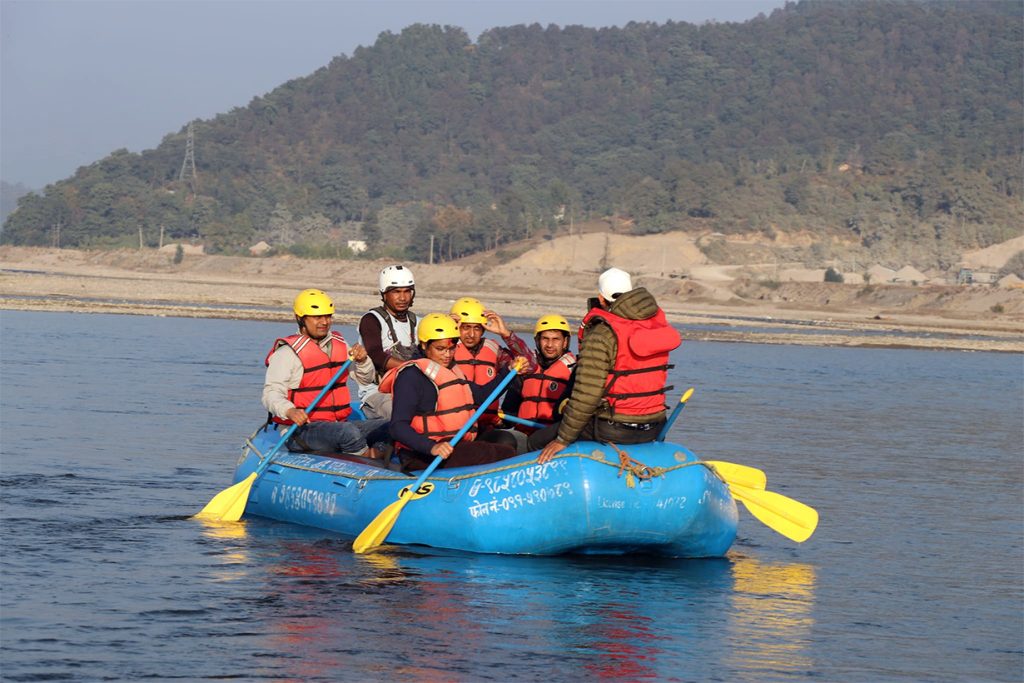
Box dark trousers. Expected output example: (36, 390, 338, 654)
(526, 417, 666, 452)
(286, 418, 390, 455)
(399, 440, 515, 471)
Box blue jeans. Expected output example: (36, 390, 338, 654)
(286, 418, 389, 456)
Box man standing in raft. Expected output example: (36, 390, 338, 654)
(536, 268, 681, 464)
(263, 289, 390, 460)
(355, 264, 418, 419)
(380, 313, 526, 470)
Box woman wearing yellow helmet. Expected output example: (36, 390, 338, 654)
(377, 312, 527, 470)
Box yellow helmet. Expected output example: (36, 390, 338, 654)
(534, 314, 571, 336)
(417, 313, 460, 343)
(293, 289, 334, 317)
(450, 297, 487, 325)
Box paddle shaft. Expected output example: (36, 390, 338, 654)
(497, 411, 545, 429)
(195, 355, 356, 522)
(657, 387, 694, 441)
(356, 363, 523, 548)
(255, 357, 353, 478)
(382, 366, 524, 520)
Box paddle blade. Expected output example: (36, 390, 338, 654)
(352, 494, 411, 554)
(706, 461, 767, 490)
(730, 483, 818, 543)
(194, 473, 256, 523)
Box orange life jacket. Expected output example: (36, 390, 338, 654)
(516, 352, 576, 432)
(265, 332, 352, 424)
(453, 338, 501, 429)
(379, 359, 478, 444)
(579, 307, 681, 417)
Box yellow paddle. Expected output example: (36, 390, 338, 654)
(701, 460, 816, 542)
(705, 461, 767, 490)
(352, 360, 524, 554)
(501, 405, 811, 540)
(656, 389, 816, 542)
(727, 481, 818, 543)
(195, 358, 353, 523)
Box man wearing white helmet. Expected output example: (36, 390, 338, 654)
(536, 268, 681, 463)
(355, 264, 418, 419)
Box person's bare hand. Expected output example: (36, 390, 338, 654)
(286, 407, 309, 426)
(483, 310, 510, 338)
(511, 356, 531, 373)
(431, 441, 454, 459)
(538, 439, 566, 464)
(349, 343, 368, 363)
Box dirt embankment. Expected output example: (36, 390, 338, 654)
(1, 243, 1022, 353)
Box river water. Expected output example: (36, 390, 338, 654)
(0, 310, 1020, 681)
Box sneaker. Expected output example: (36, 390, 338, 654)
(369, 442, 394, 462)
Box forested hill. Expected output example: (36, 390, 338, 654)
(0, 181, 32, 226)
(3, 0, 1022, 270)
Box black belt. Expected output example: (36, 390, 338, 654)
(603, 420, 657, 431)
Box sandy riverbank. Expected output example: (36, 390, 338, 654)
(1, 246, 1022, 353)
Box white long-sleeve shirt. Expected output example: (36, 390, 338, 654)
(262, 335, 376, 419)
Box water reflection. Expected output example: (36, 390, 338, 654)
(196, 519, 251, 582)
(193, 520, 758, 680)
(726, 555, 818, 677)
(192, 505, 817, 679)
(582, 602, 664, 679)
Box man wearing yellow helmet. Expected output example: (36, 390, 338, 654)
(448, 297, 535, 434)
(263, 289, 391, 460)
(377, 312, 525, 470)
(501, 314, 577, 443)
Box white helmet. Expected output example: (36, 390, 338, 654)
(379, 264, 415, 293)
(598, 267, 633, 301)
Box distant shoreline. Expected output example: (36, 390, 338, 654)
(2, 246, 1022, 354)
(3, 290, 1021, 355)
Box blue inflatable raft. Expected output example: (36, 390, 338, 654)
(232, 424, 738, 557)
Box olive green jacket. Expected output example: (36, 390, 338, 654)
(556, 287, 669, 444)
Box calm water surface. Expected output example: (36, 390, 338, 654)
(1, 310, 1021, 681)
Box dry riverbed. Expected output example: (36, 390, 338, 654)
(1, 246, 1022, 353)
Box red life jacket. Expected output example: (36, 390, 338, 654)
(580, 307, 681, 417)
(265, 332, 352, 424)
(516, 352, 576, 432)
(379, 359, 478, 444)
(453, 338, 501, 429)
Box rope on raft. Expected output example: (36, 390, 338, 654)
(605, 441, 668, 488)
(246, 441, 700, 488)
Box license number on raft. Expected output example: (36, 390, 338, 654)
(468, 483, 573, 518)
(271, 484, 339, 516)
(466, 460, 566, 498)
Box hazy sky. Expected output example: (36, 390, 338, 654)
(1, 0, 785, 189)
